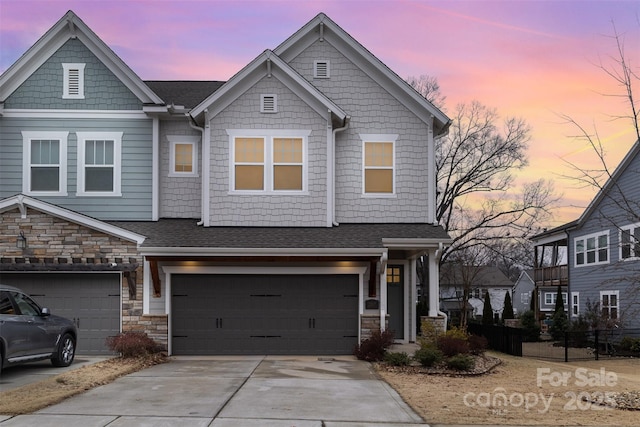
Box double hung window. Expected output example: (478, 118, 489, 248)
(361, 134, 397, 196)
(76, 132, 122, 196)
(22, 131, 68, 196)
(575, 232, 609, 266)
(600, 290, 619, 320)
(229, 130, 309, 193)
(620, 224, 640, 260)
(168, 136, 199, 177)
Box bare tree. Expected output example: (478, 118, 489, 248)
(410, 75, 557, 311)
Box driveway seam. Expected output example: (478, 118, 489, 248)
(211, 355, 265, 420)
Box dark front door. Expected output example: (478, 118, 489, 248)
(387, 265, 404, 340)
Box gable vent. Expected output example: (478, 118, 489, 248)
(261, 94, 277, 113)
(67, 69, 80, 95)
(314, 60, 330, 79)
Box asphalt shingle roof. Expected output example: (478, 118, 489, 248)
(144, 81, 225, 108)
(110, 219, 450, 249)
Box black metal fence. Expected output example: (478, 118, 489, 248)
(460, 324, 640, 362)
(467, 323, 523, 356)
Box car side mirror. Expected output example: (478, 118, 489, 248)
(41, 307, 51, 317)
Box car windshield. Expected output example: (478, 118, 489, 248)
(10, 291, 42, 316)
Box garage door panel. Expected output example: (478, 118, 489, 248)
(172, 274, 358, 355)
(0, 273, 120, 355)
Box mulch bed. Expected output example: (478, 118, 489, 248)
(375, 354, 502, 377)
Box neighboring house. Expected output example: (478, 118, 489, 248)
(439, 265, 513, 325)
(0, 11, 452, 355)
(532, 140, 640, 330)
(512, 270, 534, 315)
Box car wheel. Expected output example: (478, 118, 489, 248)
(51, 333, 76, 367)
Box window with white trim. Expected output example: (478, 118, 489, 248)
(571, 292, 579, 317)
(228, 129, 309, 193)
(62, 63, 85, 99)
(620, 223, 640, 260)
(575, 232, 609, 266)
(76, 132, 122, 196)
(22, 131, 68, 196)
(168, 136, 199, 177)
(600, 290, 619, 320)
(544, 292, 567, 306)
(361, 134, 397, 195)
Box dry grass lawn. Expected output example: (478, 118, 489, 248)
(376, 351, 640, 425)
(0, 355, 167, 415)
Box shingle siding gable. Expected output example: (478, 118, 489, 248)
(288, 39, 431, 223)
(207, 75, 328, 227)
(4, 39, 142, 110)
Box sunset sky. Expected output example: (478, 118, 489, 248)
(1, 0, 639, 226)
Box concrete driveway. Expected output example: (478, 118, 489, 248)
(0, 356, 426, 426)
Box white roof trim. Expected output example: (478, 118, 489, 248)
(191, 50, 346, 122)
(382, 237, 453, 249)
(0, 194, 146, 245)
(0, 10, 163, 105)
(141, 247, 385, 257)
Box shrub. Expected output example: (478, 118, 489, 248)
(442, 326, 468, 340)
(520, 310, 541, 342)
(445, 354, 475, 371)
(384, 351, 410, 366)
(353, 329, 395, 362)
(437, 335, 470, 357)
(619, 337, 640, 353)
(106, 332, 161, 358)
(414, 346, 443, 367)
(468, 334, 488, 355)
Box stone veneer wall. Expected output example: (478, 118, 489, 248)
(1, 207, 167, 349)
(360, 314, 390, 340)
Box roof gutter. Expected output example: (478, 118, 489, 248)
(140, 246, 386, 257)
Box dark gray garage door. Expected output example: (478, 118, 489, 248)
(172, 274, 358, 355)
(1, 272, 120, 355)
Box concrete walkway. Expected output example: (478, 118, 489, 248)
(0, 356, 426, 426)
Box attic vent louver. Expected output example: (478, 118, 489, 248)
(314, 60, 330, 79)
(62, 63, 85, 99)
(67, 69, 80, 95)
(261, 94, 277, 113)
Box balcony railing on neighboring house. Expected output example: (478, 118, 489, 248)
(534, 265, 568, 286)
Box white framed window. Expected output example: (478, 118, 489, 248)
(62, 63, 85, 99)
(22, 131, 68, 196)
(571, 292, 580, 317)
(361, 134, 398, 196)
(521, 292, 530, 305)
(620, 223, 640, 260)
(314, 60, 330, 78)
(600, 290, 619, 320)
(76, 132, 122, 196)
(167, 136, 199, 177)
(227, 129, 310, 193)
(260, 94, 277, 113)
(575, 231, 609, 266)
(544, 291, 567, 306)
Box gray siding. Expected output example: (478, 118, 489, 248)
(512, 274, 534, 315)
(568, 150, 640, 328)
(159, 120, 202, 218)
(288, 40, 431, 223)
(0, 117, 153, 220)
(5, 39, 142, 110)
(207, 76, 328, 227)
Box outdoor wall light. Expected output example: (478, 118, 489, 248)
(16, 230, 27, 249)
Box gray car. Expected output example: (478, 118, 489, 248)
(0, 284, 77, 371)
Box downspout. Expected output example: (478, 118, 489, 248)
(435, 242, 448, 329)
(379, 250, 388, 332)
(186, 113, 205, 226)
(331, 116, 350, 226)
